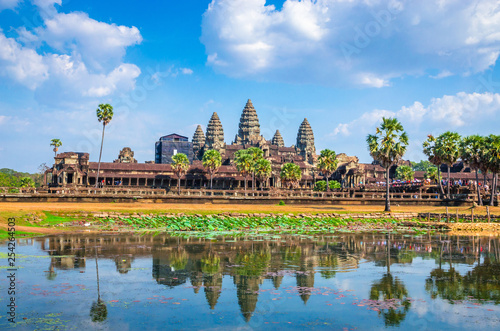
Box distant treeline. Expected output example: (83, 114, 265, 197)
(0, 167, 46, 188)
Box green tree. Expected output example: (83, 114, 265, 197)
(435, 131, 461, 197)
(424, 166, 440, 184)
(246, 147, 264, 189)
(367, 117, 409, 212)
(254, 158, 272, 189)
(395, 165, 414, 181)
(370, 273, 411, 327)
(460, 135, 485, 205)
(202, 149, 222, 189)
(411, 160, 432, 171)
(95, 104, 113, 188)
(20, 177, 35, 188)
(314, 180, 341, 191)
(423, 135, 445, 196)
(171, 153, 190, 194)
(50, 139, 62, 158)
(317, 149, 338, 191)
(234, 150, 253, 190)
(484, 135, 500, 206)
(280, 163, 302, 189)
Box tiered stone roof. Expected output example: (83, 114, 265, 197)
(205, 112, 225, 152)
(192, 125, 205, 160)
(234, 99, 261, 144)
(271, 130, 285, 147)
(296, 118, 316, 162)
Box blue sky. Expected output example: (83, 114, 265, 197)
(1, 0, 500, 172)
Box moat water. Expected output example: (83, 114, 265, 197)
(1, 232, 499, 330)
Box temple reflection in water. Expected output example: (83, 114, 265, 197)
(35, 233, 500, 323)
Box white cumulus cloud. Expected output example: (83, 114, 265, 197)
(201, 0, 500, 87)
(0, 2, 143, 105)
(330, 91, 500, 161)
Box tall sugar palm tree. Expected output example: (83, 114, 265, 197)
(367, 117, 408, 212)
(50, 139, 62, 158)
(280, 163, 302, 189)
(460, 135, 485, 205)
(484, 135, 500, 206)
(202, 149, 222, 189)
(171, 153, 190, 194)
(317, 149, 338, 191)
(423, 135, 445, 196)
(435, 132, 461, 197)
(247, 147, 263, 190)
(234, 149, 253, 191)
(254, 158, 272, 190)
(95, 104, 113, 188)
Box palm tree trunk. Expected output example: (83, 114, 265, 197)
(95, 124, 106, 188)
(490, 173, 497, 206)
(437, 167, 445, 196)
(385, 167, 391, 212)
(475, 169, 483, 206)
(177, 175, 181, 195)
(95, 248, 100, 301)
(244, 176, 247, 191)
(252, 172, 255, 191)
(447, 165, 451, 198)
(210, 173, 213, 189)
(326, 175, 329, 192)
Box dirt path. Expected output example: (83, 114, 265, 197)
(1, 202, 498, 214)
(0, 222, 66, 234)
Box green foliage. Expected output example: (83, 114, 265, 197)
(460, 135, 485, 171)
(314, 180, 341, 191)
(202, 150, 222, 174)
(318, 149, 338, 177)
(20, 177, 35, 188)
(280, 163, 302, 189)
(424, 166, 440, 182)
(435, 132, 461, 167)
(0, 168, 43, 188)
(367, 117, 408, 169)
(254, 158, 272, 186)
(90, 300, 108, 322)
(96, 104, 114, 125)
(234, 150, 253, 182)
(278, 200, 285, 206)
(171, 153, 190, 177)
(411, 160, 432, 171)
(395, 165, 414, 181)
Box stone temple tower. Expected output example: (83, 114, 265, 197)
(192, 125, 205, 160)
(296, 118, 316, 164)
(205, 112, 225, 153)
(271, 130, 284, 147)
(234, 99, 261, 145)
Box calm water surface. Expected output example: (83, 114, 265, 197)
(1, 232, 499, 330)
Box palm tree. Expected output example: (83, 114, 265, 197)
(317, 149, 338, 191)
(395, 165, 414, 181)
(90, 247, 107, 322)
(424, 166, 440, 184)
(423, 135, 445, 196)
(202, 149, 222, 189)
(246, 147, 263, 190)
(20, 177, 35, 188)
(435, 131, 461, 197)
(280, 163, 302, 189)
(254, 158, 272, 189)
(171, 153, 190, 194)
(367, 117, 408, 212)
(50, 139, 62, 158)
(95, 104, 113, 188)
(460, 135, 485, 205)
(234, 149, 253, 191)
(484, 135, 500, 206)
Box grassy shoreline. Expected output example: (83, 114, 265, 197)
(1, 202, 499, 238)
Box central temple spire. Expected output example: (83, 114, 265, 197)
(234, 99, 261, 145)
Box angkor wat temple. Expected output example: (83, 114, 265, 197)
(45, 100, 392, 189)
